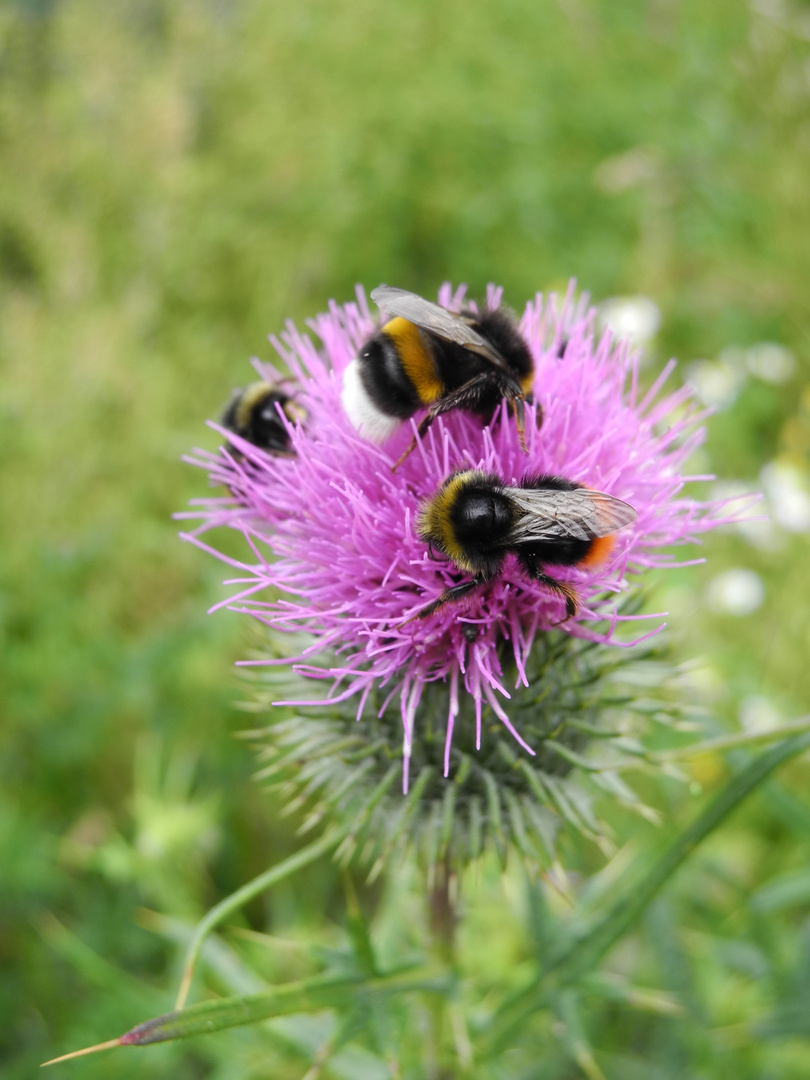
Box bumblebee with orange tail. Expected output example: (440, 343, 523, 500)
(416, 471, 638, 619)
(342, 286, 535, 469)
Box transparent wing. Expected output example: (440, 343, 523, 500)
(505, 486, 638, 544)
(370, 285, 508, 370)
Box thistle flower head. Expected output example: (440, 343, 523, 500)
(180, 282, 745, 866)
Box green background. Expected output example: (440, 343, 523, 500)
(2, 0, 810, 1075)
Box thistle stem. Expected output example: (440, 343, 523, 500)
(428, 859, 457, 967)
(426, 857, 461, 1078)
(653, 715, 810, 761)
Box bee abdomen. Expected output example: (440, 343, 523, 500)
(359, 333, 423, 419)
(222, 383, 297, 453)
(470, 309, 534, 393)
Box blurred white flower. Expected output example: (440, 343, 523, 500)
(746, 343, 795, 384)
(685, 340, 793, 410)
(596, 296, 661, 351)
(707, 568, 765, 616)
(686, 355, 747, 409)
(761, 459, 810, 532)
(739, 695, 782, 733)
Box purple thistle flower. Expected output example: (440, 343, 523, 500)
(180, 282, 745, 795)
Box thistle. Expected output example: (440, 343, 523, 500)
(179, 282, 744, 870)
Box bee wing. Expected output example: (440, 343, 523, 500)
(505, 487, 638, 544)
(370, 285, 508, 371)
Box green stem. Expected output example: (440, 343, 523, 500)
(486, 731, 810, 1054)
(653, 715, 810, 761)
(175, 828, 344, 1009)
(427, 858, 460, 1078)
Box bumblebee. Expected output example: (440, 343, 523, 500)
(416, 471, 637, 619)
(221, 382, 305, 456)
(342, 286, 535, 468)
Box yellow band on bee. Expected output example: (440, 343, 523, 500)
(418, 472, 477, 572)
(383, 317, 445, 405)
(235, 383, 273, 430)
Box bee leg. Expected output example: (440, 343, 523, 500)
(390, 373, 495, 471)
(509, 393, 528, 452)
(391, 412, 437, 471)
(489, 374, 531, 451)
(526, 569, 579, 621)
(523, 391, 544, 432)
(413, 576, 487, 620)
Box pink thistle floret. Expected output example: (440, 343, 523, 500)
(179, 282, 748, 790)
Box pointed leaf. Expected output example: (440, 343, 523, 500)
(125, 967, 449, 1046)
(485, 732, 810, 1055)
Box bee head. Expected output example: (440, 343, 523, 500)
(417, 471, 513, 576)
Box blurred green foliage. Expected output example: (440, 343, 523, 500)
(2, 0, 809, 1075)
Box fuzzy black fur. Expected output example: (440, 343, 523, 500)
(223, 387, 294, 453)
(355, 303, 533, 424)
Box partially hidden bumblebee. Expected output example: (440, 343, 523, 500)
(221, 382, 305, 456)
(416, 471, 638, 619)
(342, 286, 536, 468)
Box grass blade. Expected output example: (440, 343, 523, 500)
(485, 731, 810, 1054)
